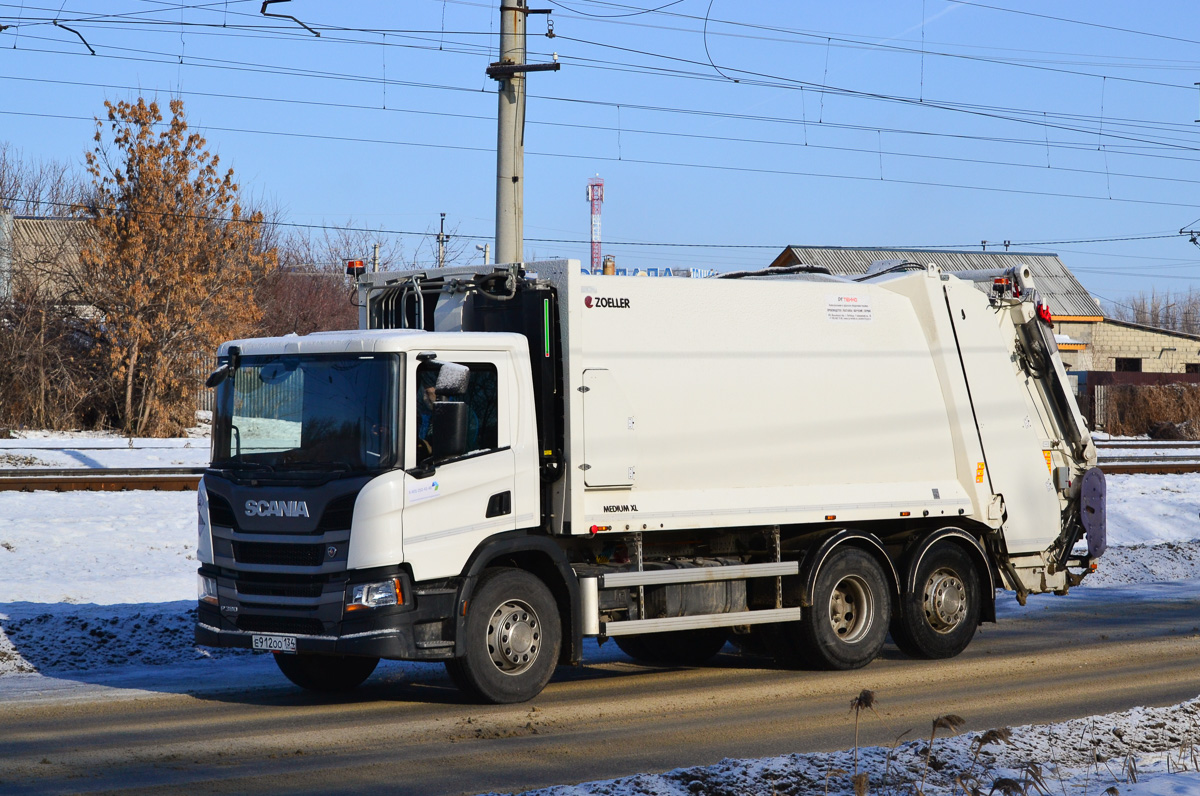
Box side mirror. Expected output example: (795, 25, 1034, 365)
(206, 346, 241, 388)
(431, 402, 469, 460)
(205, 364, 230, 389)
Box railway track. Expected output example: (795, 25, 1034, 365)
(1094, 440, 1200, 474)
(0, 467, 204, 492)
(0, 442, 1196, 491)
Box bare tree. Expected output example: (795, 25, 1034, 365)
(254, 222, 410, 336)
(1105, 288, 1200, 336)
(0, 145, 96, 433)
(0, 142, 85, 216)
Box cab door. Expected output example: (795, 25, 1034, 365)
(401, 351, 519, 581)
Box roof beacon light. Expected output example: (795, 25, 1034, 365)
(345, 259, 366, 276)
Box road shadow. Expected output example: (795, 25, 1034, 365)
(9, 584, 1195, 706)
(0, 597, 962, 707)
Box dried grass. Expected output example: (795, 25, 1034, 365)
(1103, 384, 1200, 437)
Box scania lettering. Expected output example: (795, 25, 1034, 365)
(196, 260, 1105, 703)
(244, 500, 311, 518)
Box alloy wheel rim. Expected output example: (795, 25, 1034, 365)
(923, 568, 967, 633)
(487, 599, 541, 675)
(828, 574, 874, 644)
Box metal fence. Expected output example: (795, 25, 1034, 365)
(185, 352, 218, 413)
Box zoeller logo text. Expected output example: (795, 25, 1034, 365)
(584, 296, 631, 309)
(245, 500, 311, 518)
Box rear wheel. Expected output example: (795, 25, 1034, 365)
(614, 629, 728, 666)
(891, 543, 980, 659)
(273, 653, 379, 692)
(771, 547, 890, 670)
(453, 568, 561, 704)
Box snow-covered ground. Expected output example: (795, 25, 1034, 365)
(0, 437, 1198, 795)
(0, 435, 210, 469)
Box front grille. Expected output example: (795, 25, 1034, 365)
(232, 541, 325, 567)
(207, 489, 359, 534)
(237, 581, 325, 598)
(237, 615, 326, 636)
(317, 494, 357, 531)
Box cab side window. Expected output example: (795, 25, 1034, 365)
(415, 361, 499, 458)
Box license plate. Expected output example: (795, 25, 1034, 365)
(252, 634, 297, 653)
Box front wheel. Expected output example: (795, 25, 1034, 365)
(273, 653, 379, 692)
(891, 543, 981, 659)
(771, 547, 891, 670)
(453, 568, 561, 704)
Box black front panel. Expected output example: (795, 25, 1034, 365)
(203, 473, 368, 639)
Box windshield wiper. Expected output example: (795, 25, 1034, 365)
(212, 460, 275, 473)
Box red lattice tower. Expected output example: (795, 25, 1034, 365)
(586, 175, 604, 273)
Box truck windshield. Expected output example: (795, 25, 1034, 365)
(211, 353, 399, 473)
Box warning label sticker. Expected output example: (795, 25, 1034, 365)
(826, 294, 873, 322)
(1043, 451, 1053, 473)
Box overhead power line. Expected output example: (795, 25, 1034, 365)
(944, 1, 1200, 48)
(5, 105, 1199, 211)
(8, 10, 1200, 147)
(3, 194, 1184, 254)
(8, 72, 1200, 188)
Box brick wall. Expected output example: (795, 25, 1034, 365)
(1054, 320, 1094, 370)
(1089, 320, 1200, 373)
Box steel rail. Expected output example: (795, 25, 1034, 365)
(0, 467, 204, 492)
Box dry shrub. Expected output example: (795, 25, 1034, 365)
(1103, 384, 1200, 437)
(0, 293, 103, 433)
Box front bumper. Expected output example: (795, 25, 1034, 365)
(194, 568, 460, 660)
(195, 614, 432, 658)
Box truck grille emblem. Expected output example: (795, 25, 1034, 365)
(244, 499, 311, 518)
(326, 545, 338, 559)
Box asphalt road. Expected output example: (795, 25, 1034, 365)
(2, 588, 1198, 796)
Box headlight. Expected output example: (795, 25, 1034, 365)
(198, 574, 219, 606)
(346, 578, 403, 612)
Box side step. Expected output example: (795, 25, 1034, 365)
(598, 561, 798, 588)
(602, 607, 804, 636)
(579, 561, 802, 636)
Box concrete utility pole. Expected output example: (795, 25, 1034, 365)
(437, 212, 449, 268)
(488, 1, 558, 266)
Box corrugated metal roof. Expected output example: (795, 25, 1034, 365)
(11, 217, 93, 268)
(770, 246, 1103, 319)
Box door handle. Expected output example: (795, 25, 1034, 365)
(486, 491, 512, 518)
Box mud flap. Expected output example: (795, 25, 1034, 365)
(1080, 467, 1106, 559)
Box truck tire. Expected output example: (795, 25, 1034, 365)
(772, 547, 890, 670)
(891, 543, 980, 659)
(614, 629, 728, 666)
(453, 568, 561, 704)
(443, 658, 473, 692)
(273, 653, 379, 692)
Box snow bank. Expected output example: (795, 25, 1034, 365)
(489, 698, 1200, 796)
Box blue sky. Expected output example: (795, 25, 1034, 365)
(2, 1, 1200, 307)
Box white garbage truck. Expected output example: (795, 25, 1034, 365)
(195, 259, 1106, 703)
